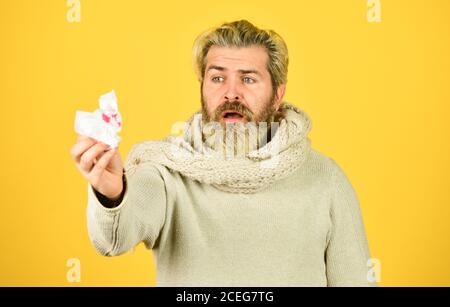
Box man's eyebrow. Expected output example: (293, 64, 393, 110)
(206, 65, 226, 72)
(238, 69, 261, 76)
(206, 66, 261, 76)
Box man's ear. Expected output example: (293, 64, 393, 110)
(274, 84, 286, 111)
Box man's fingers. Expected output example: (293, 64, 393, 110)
(70, 138, 97, 163)
(89, 149, 117, 180)
(79, 143, 109, 173)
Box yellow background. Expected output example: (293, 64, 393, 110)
(0, 0, 449, 286)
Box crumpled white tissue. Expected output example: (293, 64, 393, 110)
(74, 90, 122, 148)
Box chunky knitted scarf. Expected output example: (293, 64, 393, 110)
(124, 102, 312, 194)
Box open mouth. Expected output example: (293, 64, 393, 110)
(221, 110, 245, 122)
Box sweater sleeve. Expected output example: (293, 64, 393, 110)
(325, 159, 376, 287)
(86, 164, 167, 256)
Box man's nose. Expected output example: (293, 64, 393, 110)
(224, 80, 242, 101)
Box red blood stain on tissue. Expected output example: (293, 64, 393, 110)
(102, 113, 110, 123)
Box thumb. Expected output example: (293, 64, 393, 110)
(108, 148, 124, 173)
(90, 148, 118, 178)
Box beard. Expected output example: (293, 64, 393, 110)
(201, 93, 277, 124)
(199, 91, 282, 158)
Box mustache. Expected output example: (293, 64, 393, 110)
(213, 101, 254, 121)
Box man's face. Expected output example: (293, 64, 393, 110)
(201, 45, 285, 126)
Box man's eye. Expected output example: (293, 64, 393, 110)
(211, 76, 224, 83)
(243, 77, 255, 84)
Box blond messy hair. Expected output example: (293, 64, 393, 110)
(192, 20, 289, 92)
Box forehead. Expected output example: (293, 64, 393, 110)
(205, 45, 269, 72)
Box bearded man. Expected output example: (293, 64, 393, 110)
(71, 20, 375, 287)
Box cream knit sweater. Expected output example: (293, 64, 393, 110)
(86, 147, 375, 286)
